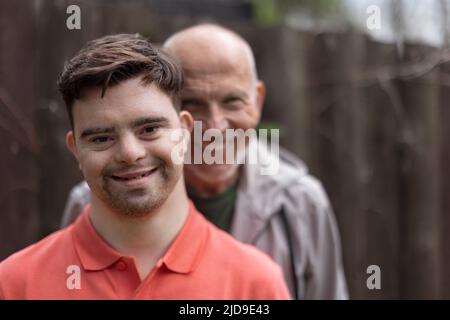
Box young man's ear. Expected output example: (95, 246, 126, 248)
(179, 110, 194, 133)
(169, 111, 193, 164)
(66, 131, 83, 171)
(179, 110, 194, 154)
(66, 131, 80, 164)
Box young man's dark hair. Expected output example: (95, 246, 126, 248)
(57, 33, 183, 128)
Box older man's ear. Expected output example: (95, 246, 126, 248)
(256, 80, 266, 113)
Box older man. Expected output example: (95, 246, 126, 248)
(61, 24, 348, 299)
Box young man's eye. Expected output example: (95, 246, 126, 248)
(225, 97, 240, 103)
(91, 136, 112, 144)
(141, 126, 159, 135)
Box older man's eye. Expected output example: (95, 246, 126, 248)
(181, 98, 203, 109)
(224, 97, 244, 108)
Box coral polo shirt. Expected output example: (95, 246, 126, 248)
(0, 202, 291, 300)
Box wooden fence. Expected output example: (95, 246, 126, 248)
(1, 0, 449, 299)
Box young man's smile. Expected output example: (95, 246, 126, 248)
(109, 167, 159, 187)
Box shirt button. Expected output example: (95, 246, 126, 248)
(116, 261, 127, 271)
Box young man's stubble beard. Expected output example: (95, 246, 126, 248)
(94, 157, 183, 218)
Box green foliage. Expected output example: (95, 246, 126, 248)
(252, 0, 343, 25)
(286, 0, 342, 17)
(251, 0, 283, 25)
(257, 120, 285, 139)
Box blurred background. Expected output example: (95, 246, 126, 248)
(1, 0, 449, 299)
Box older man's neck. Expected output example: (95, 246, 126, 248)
(185, 168, 240, 198)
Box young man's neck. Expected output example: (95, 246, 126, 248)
(88, 178, 190, 280)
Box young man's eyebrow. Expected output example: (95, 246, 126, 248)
(79, 117, 169, 139)
(131, 117, 170, 127)
(80, 127, 115, 139)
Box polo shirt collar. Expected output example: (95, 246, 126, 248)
(71, 201, 209, 274)
(72, 204, 122, 271)
(162, 201, 209, 274)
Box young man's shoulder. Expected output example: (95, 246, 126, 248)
(209, 225, 276, 269)
(201, 220, 291, 299)
(2, 227, 70, 265)
(0, 226, 74, 298)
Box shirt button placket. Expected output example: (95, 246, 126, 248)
(116, 260, 127, 271)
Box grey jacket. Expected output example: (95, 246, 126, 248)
(60, 139, 348, 299)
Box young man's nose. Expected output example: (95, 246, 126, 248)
(114, 134, 146, 164)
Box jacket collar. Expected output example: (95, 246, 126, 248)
(238, 138, 307, 217)
(231, 138, 308, 243)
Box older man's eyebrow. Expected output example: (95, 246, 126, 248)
(131, 117, 170, 128)
(80, 127, 115, 139)
(180, 97, 205, 105)
(223, 90, 249, 100)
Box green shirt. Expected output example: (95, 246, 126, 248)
(188, 182, 238, 232)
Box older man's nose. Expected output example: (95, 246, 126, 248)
(115, 134, 146, 164)
(204, 104, 229, 131)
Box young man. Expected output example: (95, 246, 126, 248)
(61, 25, 348, 300)
(0, 34, 290, 300)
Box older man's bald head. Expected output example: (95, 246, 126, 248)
(163, 24, 258, 82)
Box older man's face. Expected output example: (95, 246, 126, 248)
(179, 53, 264, 195)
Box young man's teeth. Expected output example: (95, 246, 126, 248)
(117, 171, 151, 181)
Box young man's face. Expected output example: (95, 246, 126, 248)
(66, 77, 192, 217)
